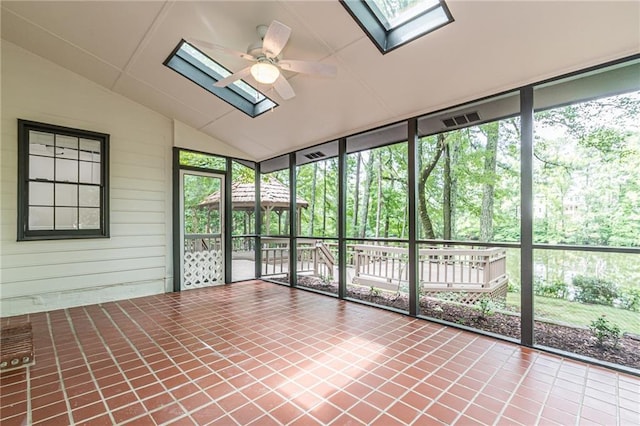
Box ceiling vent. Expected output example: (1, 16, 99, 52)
(442, 111, 481, 128)
(304, 151, 326, 160)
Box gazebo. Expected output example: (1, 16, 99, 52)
(199, 180, 308, 234)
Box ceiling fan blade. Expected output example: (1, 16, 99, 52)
(213, 66, 252, 88)
(262, 20, 291, 58)
(273, 74, 295, 100)
(188, 38, 256, 61)
(278, 60, 337, 77)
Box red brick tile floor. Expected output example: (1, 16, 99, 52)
(1, 280, 638, 425)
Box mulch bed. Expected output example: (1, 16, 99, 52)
(293, 276, 640, 370)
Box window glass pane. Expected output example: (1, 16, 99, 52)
(56, 135, 78, 160)
(79, 208, 100, 229)
(29, 207, 53, 230)
(179, 151, 226, 170)
(533, 249, 639, 369)
(418, 243, 519, 339)
(232, 236, 256, 282)
(179, 42, 265, 103)
(533, 91, 640, 247)
(55, 207, 78, 230)
(29, 182, 54, 206)
(346, 240, 409, 313)
(29, 131, 54, 156)
(370, 0, 440, 29)
(79, 185, 100, 207)
(79, 138, 101, 162)
(261, 168, 290, 236)
(79, 161, 100, 184)
(29, 155, 54, 180)
(20, 120, 108, 239)
(417, 117, 521, 242)
(261, 237, 289, 284)
(56, 158, 78, 182)
(346, 141, 408, 239)
(55, 184, 78, 206)
(231, 160, 256, 236)
(296, 238, 339, 296)
(297, 157, 338, 238)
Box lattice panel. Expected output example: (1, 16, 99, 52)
(183, 250, 223, 288)
(423, 282, 508, 305)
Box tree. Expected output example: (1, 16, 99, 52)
(418, 133, 446, 239)
(480, 122, 499, 242)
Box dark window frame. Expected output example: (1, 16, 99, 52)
(340, 0, 454, 54)
(164, 40, 278, 118)
(17, 119, 110, 241)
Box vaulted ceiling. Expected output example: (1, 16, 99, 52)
(2, 1, 639, 161)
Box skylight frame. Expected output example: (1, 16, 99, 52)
(340, 0, 454, 54)
(164, 40, 277, 118)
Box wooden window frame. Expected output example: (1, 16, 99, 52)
(17, 120, 110, 241)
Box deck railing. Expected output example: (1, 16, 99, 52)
(261, 237, 336, 278)
(184, 234, 222, 253)
(352, 244, 508, 292)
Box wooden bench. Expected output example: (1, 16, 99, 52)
(1, 322, 34, 372)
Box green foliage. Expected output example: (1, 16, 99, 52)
(589, 315, 621, 348)
(369, 286, 382, 297)
(572, 275, 618, 306)
(618, 287, 640, 312)
(533, 279, 568, 299)
(180, 151, 226, 170)
(474, 297, 496, 319)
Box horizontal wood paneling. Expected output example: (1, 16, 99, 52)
(1, 246, 165, 268)
(2, 256, 165, 283)
(0, 235, 166, 255)
(0, 41, 172, 314)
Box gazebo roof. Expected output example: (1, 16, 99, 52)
(200, 181, 308, 211)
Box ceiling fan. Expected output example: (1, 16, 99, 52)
(191, 20, 336, 100)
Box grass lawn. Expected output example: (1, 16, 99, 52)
(506, 293, 640, 335)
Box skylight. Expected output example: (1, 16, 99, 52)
(164, 40, 277, 118)
(341, 0, 453, 54)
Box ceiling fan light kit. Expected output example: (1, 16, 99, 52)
(198, 20, 337, 101)
(250, 62, 280, 85)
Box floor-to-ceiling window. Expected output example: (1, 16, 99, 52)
(231, 159, 258, 282)
(415, 92, 523, 339)
(345, 123, 410, 313)
(532, 59, 640, 369)
(260, 155, 292, 284)
(185, 55, 639, 372)
(295, 142, 340, 295)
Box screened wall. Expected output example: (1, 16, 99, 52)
(179, 55, 639, 372)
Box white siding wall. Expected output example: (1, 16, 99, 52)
(0, 41, 246, 316)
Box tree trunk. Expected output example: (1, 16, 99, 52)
(418, 134, 446, 239)
(353, 153, 361, 234)
(322, 161, 327, 235)
(480, 122, 499, 242)
(360, 153, 376, 238)
(443, 141, 452, 240)
(375, 151, 383, 238)
(310, 162, 317, 235)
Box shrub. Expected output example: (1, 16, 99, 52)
(474, 297, 496, 320)
(589, 315, 621, 348)
(572, 275, 618, 306)
(618, 287, 640, 312)
(534, 279, 569, 299)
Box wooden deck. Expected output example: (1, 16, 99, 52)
(194, 237, 510, 304)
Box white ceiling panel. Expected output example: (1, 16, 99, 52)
(2, 0, 638, 161)
(1, 0, 165, 69)
(1, 9, 122, 89)
(113, 74, 216, 135)
(281, 1, 365, 53)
